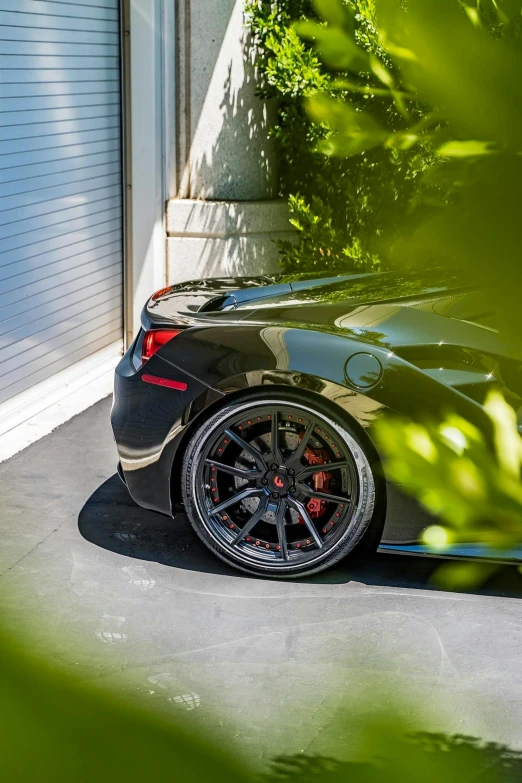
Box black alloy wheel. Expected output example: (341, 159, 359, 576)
(182, 394, 376, 578)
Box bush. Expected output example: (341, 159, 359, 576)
(246, 0, 437, 273)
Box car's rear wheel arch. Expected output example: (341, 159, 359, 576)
(171, 380, 386, 552)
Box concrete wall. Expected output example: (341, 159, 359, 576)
(168, 0, 293, 284)
(167, 199, 294, 281)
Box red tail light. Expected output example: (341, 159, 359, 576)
(141, 330, 182, 364)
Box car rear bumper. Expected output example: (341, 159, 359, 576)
(111, 342, 217, 516)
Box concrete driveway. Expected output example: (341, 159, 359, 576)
(1, 397, 522, 767)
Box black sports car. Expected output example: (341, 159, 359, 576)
(111, 268, 522, 578)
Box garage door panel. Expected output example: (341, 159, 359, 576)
(0, 41, 119, 57)
(0, 273, 122, 343)
(0, 1, 118, 22)
(0, 252, 121, 310)
(0, 281, 122, 353)
(0, 90, 119, 113)
(0, 175, 121, 215)
(0, 129, 120, 159)
(0, 151, 121, 187)
(0, 212, 121, 267)
(0, 138, 120, 172)
(0, 164, 120, 202)
(0, 103, 121, 129)
(0, 300, 122, 386)
(0, 201, 121, 254)
(0, 0, 123, 405)
(0, 184, 121, 227)
(0, 231, 121, 285)
(0, 81, 119, 100)
(0, 306, 122, 382)
(0, 262, 122, 325)
(0, 195, 122, 245)
(42, 0, 119, 8)
(0, 227, 121, 276)
(0, 11, 118, 33)
(0, 205, 121, 257)
(0, 67, 120, 83)
(0, 54, 119, 71)
(0, 139, 120, 174)
(0, 115, 120, 142)
(0, 243, 121, 299)
(0, 320, 122, 406)
(0, 26, 118, 46)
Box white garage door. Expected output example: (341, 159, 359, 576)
(0, 0, 123, 406)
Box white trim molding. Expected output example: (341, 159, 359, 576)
(125, 0, 170, 344)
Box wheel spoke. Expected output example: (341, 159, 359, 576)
(204, 459, 262, 480)
(270, 411, 283, 465)
(286, 420, 314, 468)
(232, 495, 269, 545)
(296, 461, 349, 480)
(224, 428, 268, 470)
(210, 487, 264, 516)
(297, 483, 351, 505)
(287, 497, 324, 549)
(275, 500, 289, 560)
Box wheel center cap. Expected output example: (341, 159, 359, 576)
(268, 470, 289, 495)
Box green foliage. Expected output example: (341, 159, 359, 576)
(0, 627, 251, 783)
(245, 0, 437, 273)
(375, 391, 522, 542)
(374, 390, 522, 587)
(294, 0, 522, 330)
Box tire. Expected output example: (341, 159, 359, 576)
(181, 392, 376, 579)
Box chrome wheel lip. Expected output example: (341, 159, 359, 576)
(191, 400, 364, 572)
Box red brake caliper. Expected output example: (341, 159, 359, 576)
(298, 446, 333, 522)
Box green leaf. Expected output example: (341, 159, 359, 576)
(432, 562, 501, 591)
(305, 93, 383, 132)
(437, 140, 496, 157)
(463, 5, 482, 28)
(370, 55, 394, 88)
(293, 21, 369, 71)
(0, 629, 252, 783)
(306, 94, 388, 155)
(421, 524, 452, 550)
(293, 19, 323, 40)
(317, 131, 387, 156)
(484, 389, 522, 477)
(312, 0, 349, 27)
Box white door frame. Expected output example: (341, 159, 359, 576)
(121, 0, 175, 348)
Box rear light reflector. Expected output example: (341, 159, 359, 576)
(142, 374, 187, 391)
(151, 286, 172, 301)
(141, 329, 182, 364)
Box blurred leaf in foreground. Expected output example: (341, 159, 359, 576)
(0, 627, 251, 783)
(4, 621, 522, 781)
(373, 390, 522, 585)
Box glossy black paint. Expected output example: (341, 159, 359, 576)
(111, 346, 223, 514)
(111, 269, 521, 560)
